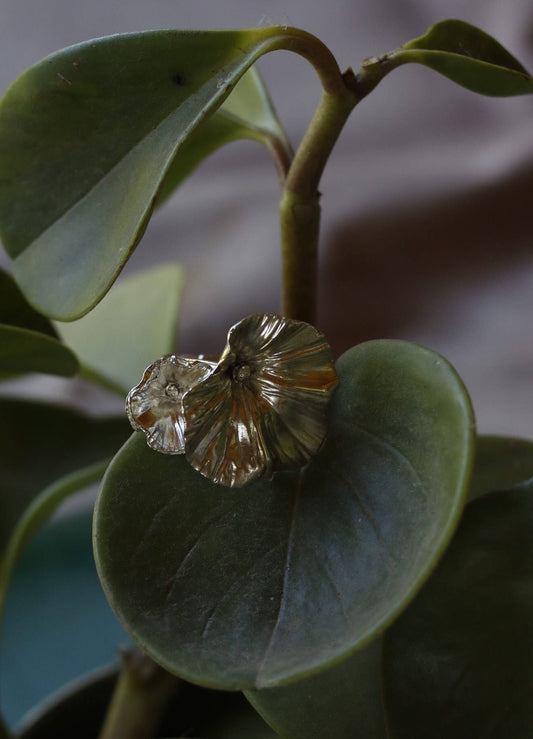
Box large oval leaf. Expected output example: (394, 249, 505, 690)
(383, 482, 533, 738)
(246, 637, 388, 738)
(156, 66, 292, 206)
(55, 263, 184, 395)
(385, 19, 533, 96)
(94, 340, 474, 690)
(2, 506, 274, 737)
(0, 28, 296, 320)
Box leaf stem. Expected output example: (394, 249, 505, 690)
(98, 648, 180, 739)
(279, 71, 359, 323)
(266, 28, 406, 323)
(268, 28, 351, 98)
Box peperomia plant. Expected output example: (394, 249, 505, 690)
(0, 17, 532, 739)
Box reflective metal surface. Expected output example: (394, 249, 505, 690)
(184, 313, 338, 487)
(126, 314, 338, 487)
(126, 354, 215, 454)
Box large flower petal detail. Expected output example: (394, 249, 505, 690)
(183, 313, 338, 487)
(126, 355, 215, 454)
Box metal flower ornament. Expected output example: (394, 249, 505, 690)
(126, 313, 338, 487)
(126, 355, 215, 454)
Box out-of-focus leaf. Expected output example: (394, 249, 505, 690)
(383, 482, 533, 738)
(0, 398, 129, 618)
(0, 28, 300, 320)
(56, 263, 184, 395)
(397, 19, 533, 95)
(0, 266, 57, 337)
(14, 666, 118, 738)
(366, 19, 533, 96)
(469, 435, 533, 501)
(156, 66, 291, 206)
(1, 514, 128, 730)
(94, 340, 474, 690)
(0, 461, 108, 619)
(12, 657, 274, 738)
(0, 324, 78, 377)
(246, 638, 388, 738)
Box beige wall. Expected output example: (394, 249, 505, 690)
(0, 0, 532, 434)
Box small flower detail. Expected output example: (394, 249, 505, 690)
(126, 354, 215, 454)
(183, 313, 338, 487)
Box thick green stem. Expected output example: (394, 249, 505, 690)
(98, 649, 180, 739)
(280, 190, 320, 323)
(280, 78, 359, 323)
(259, 28, 399, 323)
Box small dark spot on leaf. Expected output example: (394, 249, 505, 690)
(172, 74, 184, 86)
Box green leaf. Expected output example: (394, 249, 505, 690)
(383, 482, 533, 738)
(55, 263, 184, 395)
(470, 435, 533, 501)
(0, 266, 76, 379)
(0, 324, 78, 377)
(0, 398, 129, 619)
(0, 461, 108, 621)
(156, 66, 291, 206)
(246, 637, 388, 738)
(0, 266, 57, 337)
(386, 19, 533, 96)
(93, 340, 474, 690)
(0, 28, 296, 320)
(1, 511, 128, 729)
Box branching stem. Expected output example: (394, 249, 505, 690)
(272, 28, 399, 323)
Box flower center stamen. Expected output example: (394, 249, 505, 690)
(165, 382, 181, 400)
(233, 364, 251, 383)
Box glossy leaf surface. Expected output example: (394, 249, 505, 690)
(387, 19, 533, 96)
(0, 324, 78, 377)
(56, 263, 184, 395)
(0, 266, 56, 337)
(0, 398, 129, 611)
(246, 637, 388, 738)
(156, 66, 291, 206)
(469, 435, 533, 500)
(383, 482, 533, 738)
(94, 340, 474, 690)
(0, 28, 294, 319)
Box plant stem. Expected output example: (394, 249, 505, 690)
(280, 73, 359, 323)
(98, 648, 180, 739)
(269, 29, 403, 323)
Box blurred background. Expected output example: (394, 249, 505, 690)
(0, 0, 532, 434)
(0, 0, 532, 728)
